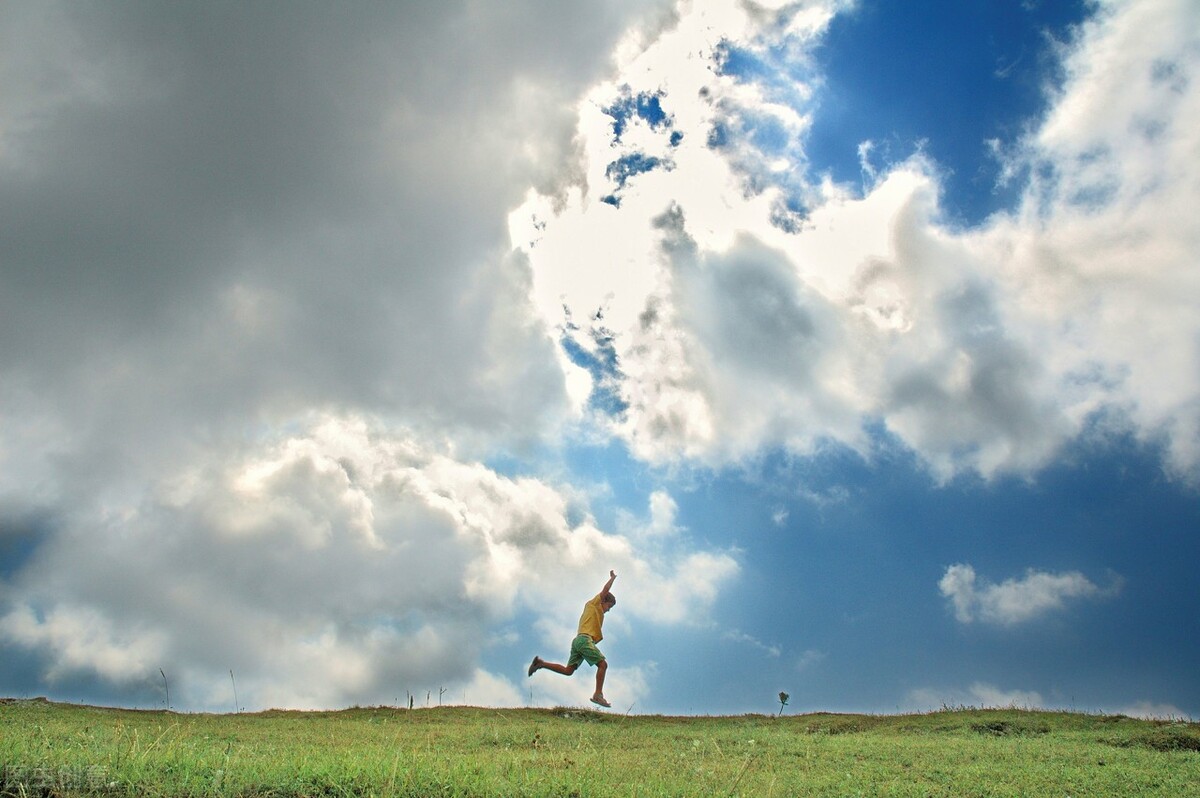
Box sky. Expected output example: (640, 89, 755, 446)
(1, 0, 1198, 719)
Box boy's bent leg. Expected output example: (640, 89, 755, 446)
(532, 637, 590, 677)
(530, 657, 577, 676)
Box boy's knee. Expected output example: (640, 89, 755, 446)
(597, 659, 607, 671)
(566, 664, 579, 675)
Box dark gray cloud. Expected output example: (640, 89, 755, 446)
(0, 1, 674, 493)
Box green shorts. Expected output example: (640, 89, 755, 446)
(566, 634, 605, 668)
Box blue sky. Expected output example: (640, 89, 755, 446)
(806, 0, 1092, 225)
(1, 0, 1198, 719)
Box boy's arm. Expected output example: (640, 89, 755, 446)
(600, 569, 617, 599)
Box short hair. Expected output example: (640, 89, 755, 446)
(603, 593, 617, 608)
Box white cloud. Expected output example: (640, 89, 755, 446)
(796, 484, 850, 509)
(907, 688, 1195, 719)
(0, 414, 736, 709)
(619, 489, 683, 539)
(939, 563, 1118, 626)
(0, 604, 166, 685)
(907, 682, 1046, 711)
(513, 0, 1200, 482)
(795, 648, 825, 671)
(722, 629, 781, 658)
(458, 669, 526, 709)
(648, 490, 681, 537)
(1116, 701, 1193, 721)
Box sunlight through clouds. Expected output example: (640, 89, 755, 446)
(516, 0, 1200, 483)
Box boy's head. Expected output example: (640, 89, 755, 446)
(602, 594, 616, 612)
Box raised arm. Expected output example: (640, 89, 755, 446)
(600, 569, 617, 598)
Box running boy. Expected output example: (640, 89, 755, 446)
(528, 570, 617, 708)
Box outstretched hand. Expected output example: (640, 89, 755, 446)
(601, 569, 617, 595)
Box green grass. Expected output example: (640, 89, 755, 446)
(2, 698, 1197, 796)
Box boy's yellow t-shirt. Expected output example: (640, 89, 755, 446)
(576, 593, 606, 642)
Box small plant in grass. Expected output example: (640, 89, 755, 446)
(777, 691, 789, 716)
(230, 670, 241, 714)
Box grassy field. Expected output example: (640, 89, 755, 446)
(2, 698, 1197, 797)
